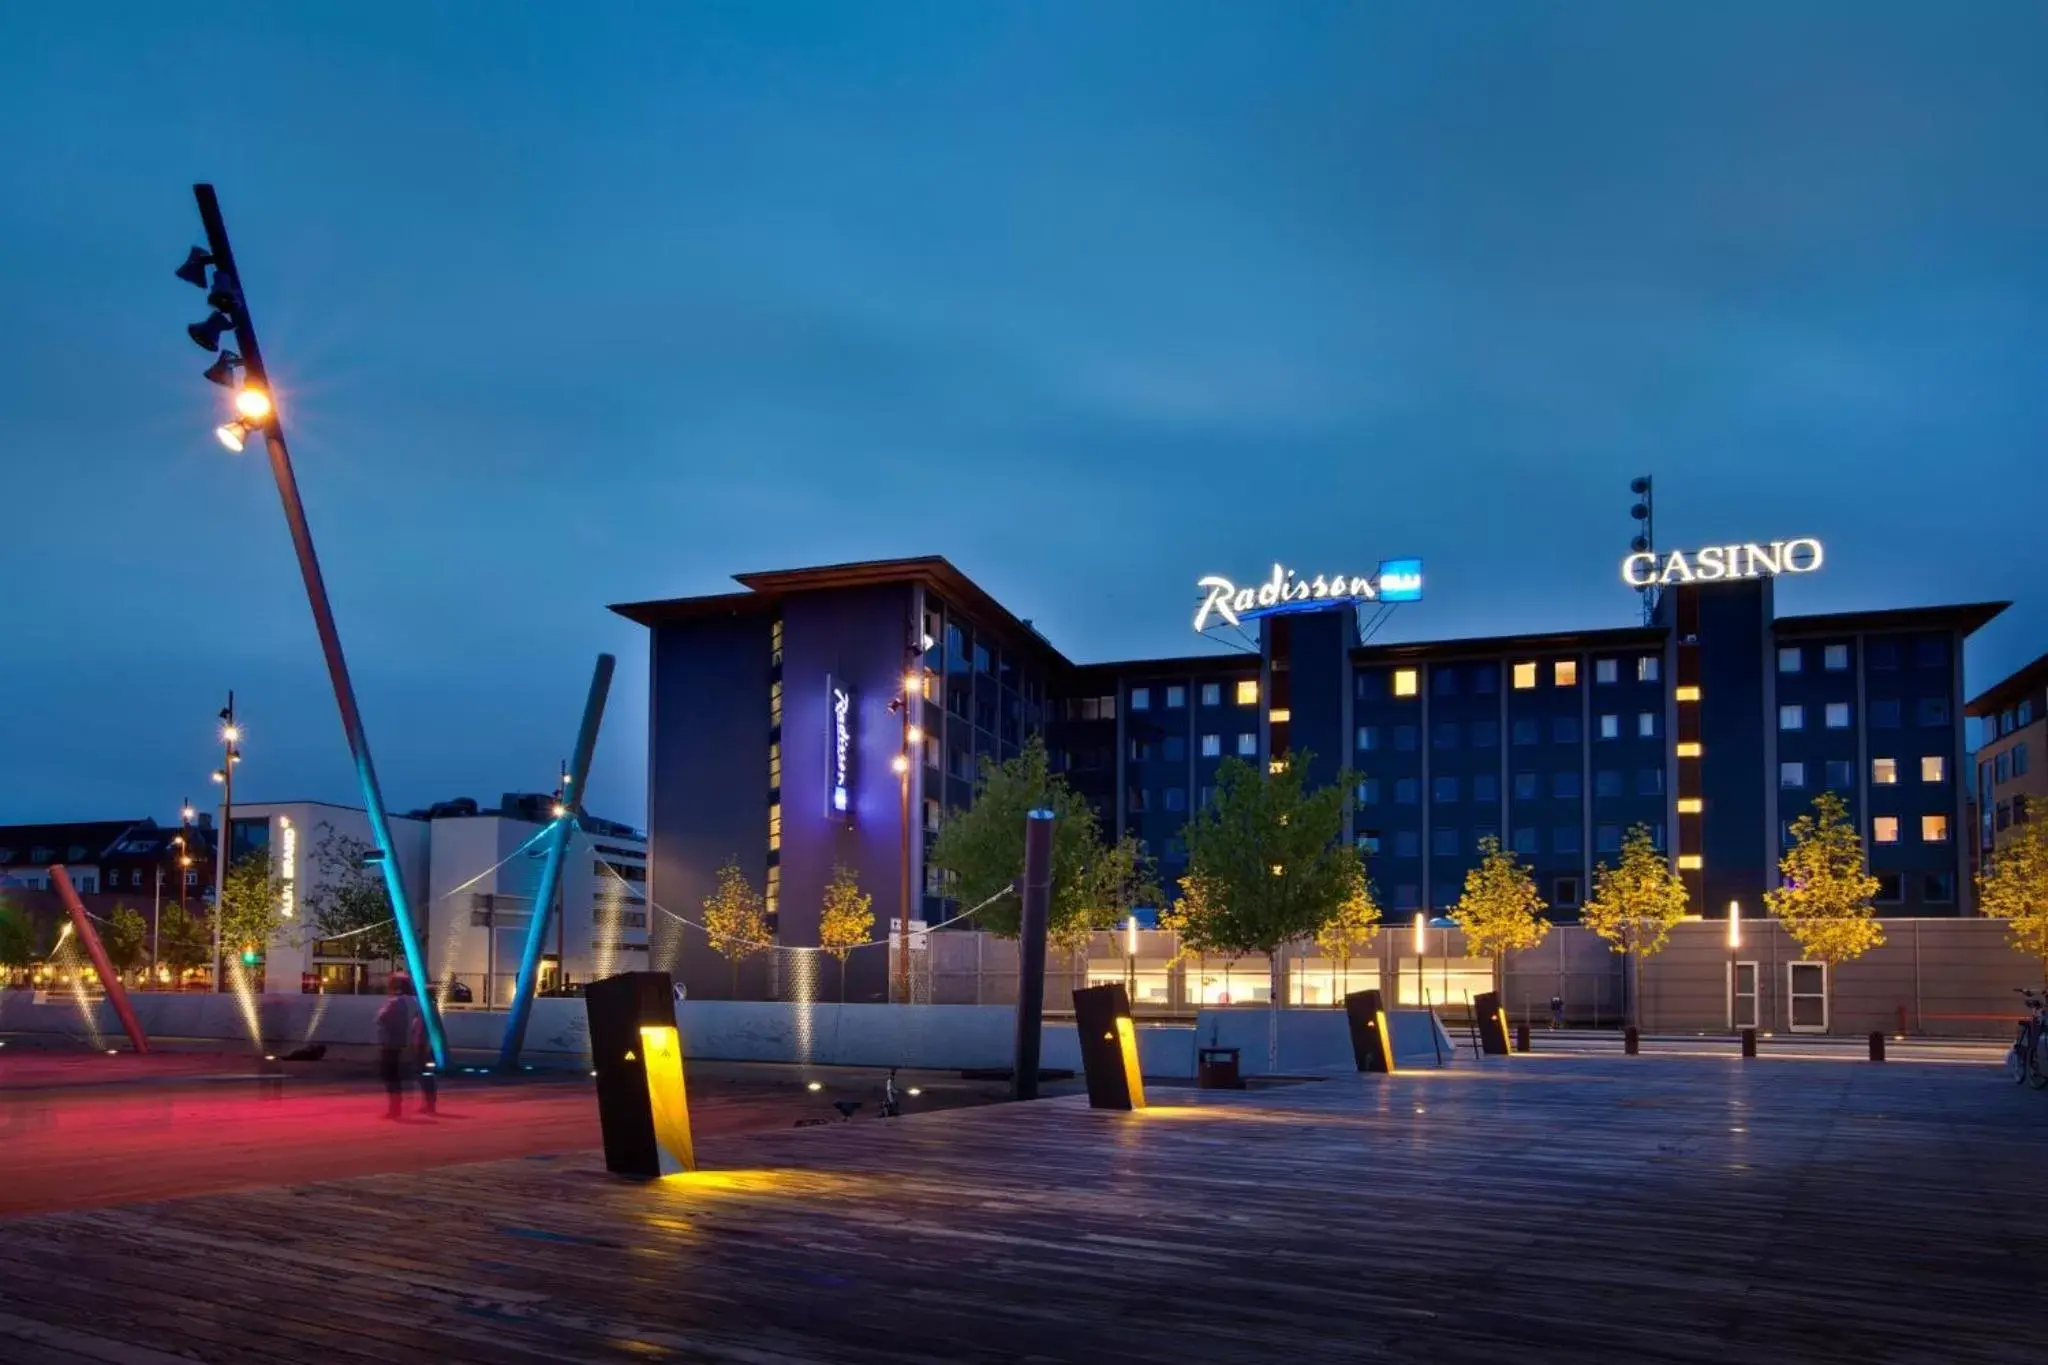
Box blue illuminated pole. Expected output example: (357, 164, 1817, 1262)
(186, 184, 448, 1069)
(499, 653, 615, 1070)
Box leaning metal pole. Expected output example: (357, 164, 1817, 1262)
(499, 653, 615, 1069)
(1011, 808, 1055, 1102)
(190, 183, 449, 1071)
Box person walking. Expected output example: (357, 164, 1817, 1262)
(410, 1000, 438, 1116)
(375, 974, 417, 1120)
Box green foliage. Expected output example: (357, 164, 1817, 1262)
(0, 899, 33, 970)
(1314, 862, 1383, 970)
(156, 902, 212, 978)
(1979, 819, 2048, 978)
(1765, 790, 1884, 965)
(817, 864, 874, 963)
(702, 858, 771, 991)
(1175, 754, 1364, 960)
(1581, 825, 1690, 959)
(303, 822, 401, 965)
(1453, 835, 1550, 964)
(217, 849, 283, 964)
(103, 904, 150, 976)
(928, 736, 1158, 949)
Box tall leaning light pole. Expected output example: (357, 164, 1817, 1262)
(175, 184, 449, 1070)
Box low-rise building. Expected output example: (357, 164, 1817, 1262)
(1966, 651, 2045, 856)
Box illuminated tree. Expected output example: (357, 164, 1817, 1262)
(1314, 861, 1384, 998)
(817, 863, 874, 1002)
(304, 823, 401, 987)
(1453, 836, 1549, 985)
(1979, 817, 2048, 981)
(1765, 791, 1884, 979)
(103, 904, 150, 979)
(156, 903, 212, 982)
(0, 899, 32, 980)
(217, 849, 283, 974)
(1580, 825, 1689, 1028)
(701, 858, 772, 997)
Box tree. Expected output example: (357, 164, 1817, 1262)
(1453, 835, 1549, 986)
(817, 863, 874, 1002)
(1178, 753, 1365, 1064)
(0, 899, 32, 981)
(701, 858, 771, 996)
(1765, 791, 1884, 997)
(103, 904, 150, 980)
(1580, 825, 1690, 1028)
(929, 735, 1158, 949)
(303, 823, 400, 988)
(1314, 861, 1383, 999)
(157, 903, 212, 983)
(1981, 818, 2048, 981)
(217, 849, 284, 974)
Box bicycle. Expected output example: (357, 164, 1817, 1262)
(2006, 989, 2048, 1089)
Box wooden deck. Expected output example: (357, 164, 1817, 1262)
(0, 1055, 2039, 1363)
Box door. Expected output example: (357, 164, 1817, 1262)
(1787, 961, 1827, 1033)
(1729, 961, 1759, 1031)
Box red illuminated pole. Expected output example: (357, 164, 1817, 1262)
(50, 866, 151, 1054)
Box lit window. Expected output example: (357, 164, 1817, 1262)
(1512, 662, 1537, 690)
(1236, 680, 1259, 706)
(1676, 741, 1702, 758)
(1780, 762, 1805, 789)
(1269, 708, 1292, 723)
(1393, 669, 1419, 698)
(1872, 757, 1898, 785)
(1825, 702, 1850, 729)
(1200, 734, 1220, 757)
(1675, 685, 1701, 702)
(1676, 797, 1703, 814)
(1237, 733, 1257, 756)
(1677, 854, 1703, 870)
(1922, 814, 1949, 843)
(1778, 647, 1802, 674)
(1598, 714, 1619, 740)
(1130, 687, 1150, 711)
(1268, 759, 1285, 774)
(1921, 755, 1945, 783)
(1638, 656, 1661, 682)
(1824, 644, 1850, 671)
(1873, 816, 1900, 844)
(1595, 658, 1618, 685)
(1779, 705, 1804, 731)
(1555, 660, 1578, 687)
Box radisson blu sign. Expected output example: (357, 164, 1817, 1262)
(1620, 538, 1824, 587)
(1194, 559, 1424, 633)
(827, 678, 853, 822)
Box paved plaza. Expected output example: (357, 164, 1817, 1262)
(2, 1051, 2041, 1363)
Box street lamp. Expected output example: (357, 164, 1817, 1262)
(211, 693, 239, 992)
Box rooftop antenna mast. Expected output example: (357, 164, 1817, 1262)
(1629, 476, 1656, 625)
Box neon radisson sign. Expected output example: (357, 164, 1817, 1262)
(828, 679, 854, 821)
(1194, 559, 1422, 633)
(1621, 538, 1824, 588)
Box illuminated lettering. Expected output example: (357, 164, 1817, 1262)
(277, 818, 297, 919)
(1620, 538, 1826, 588)
(1193, 560, 1422, 632)
(828, 680, 854, 821)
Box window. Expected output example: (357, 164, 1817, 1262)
(1595, 769, 1621, 798)
(1394, 831, 1421, 858)
(1638, 712, 1659, 738)
(1433, 722, 1460, 750)
(1780, 762, 1805, 789)
(1869, 640, 1901, 669)
(1201, 733, 1221, 757)
(1826, 760, 1853, 790)
(1395, 778, 1419, 804)
(1873, 816, 1900, 844)
(2022, 701, 2037, 727)
(1356, 725, 1379, 752)
(1357, 778, 1381, 804)
(1393, 669, 1419, 698)
(1925, 872, 1955, 902)
(1554, 827, 1580, 854)
(1201, 683, 1221, 706)
(1637, 768, 1664, 796)
(1553, 771, 1580, 799)
(1514, 772, 1539, 800)
(1163, 736, 1186, 761)
(1598, 714, 1619, 740)
(1554, 876, 1581, 907)
(1130, 687, 1150, 711)
(1915, 636, 1948, 668)
(1779, 647, 1802, 674)
(1869, 699, 1900, 728)
(1916, 697, 1949, 727)
(1432, 828, 1459, 857)
(1996, 752, 2011, 783)
(1164, 787, 1187, 812)
(1875, 871, 1903, 903)
(1433, 776, 1460, 804)
(1166, 685, 1185, 708)
(1357, 833, 1382, 855)
(1555, 660, 1578, 687)
(1130, 738, 1153, 762)
(1473, 773, 1498, 803)
(1127, 788, 1149, 813)
(1825, 702, 1850, 729)
(1921, 755, 1945, 783)
(1512, 828, 1538, 855)
(1471, 720, 1499, 748)
(1395, 884, 1420, 910)
(1921, 814, 1949, 843)
(1356, 672, 1386, 701)
(1872, 757, 1898, 784)
(1638, 656, 1661, 682)
(2018, 744, 2032, 777)
(1595, 658, 1618, 685)
(1553, 716, 1580, 744)
(1596, 825, 1622, 854)
(1512, 719, 1539, 746)
(1824, 644, 1850, 671)
(1433, 669, 1459, 697)
(1473, 667, 1498, 695)
(1236, 680, 1259, 706)
(1394, 725, 1419, 752)
(1779, 704, 1804, 731)
(1997, 801, 2012, 831)
(1237, 733, 1257, 756)
(1512, 662, 1538, 689)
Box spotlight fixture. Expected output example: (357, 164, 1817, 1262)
(215, 420, 251, 452)
(205, 270, 241, 315)
(188, 311, 233, 352)
(202, 351, 242, 387)
(233, 386, 272, 421)
(1630, 502, 1650, 522)
(210, 769, 226, 784)
(1629, 476, 1651, 496)
(174, 246, 213, 288)
(891, 754, 910, 775)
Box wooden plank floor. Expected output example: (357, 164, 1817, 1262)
(1, 1055, 2040, 1364)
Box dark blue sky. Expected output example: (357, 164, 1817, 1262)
(3, 3, 2044, 828)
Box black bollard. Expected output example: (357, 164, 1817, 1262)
(1515, 1024, 1531, 1054)
(1868, 1030, 1886, 1062)
(1623, 1025, 1639, 1056)
(1740, 1027, 1757, 1058)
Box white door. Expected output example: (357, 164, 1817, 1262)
(1729, 961, 1759, 1030)
(1787, 961, 1827, 1033)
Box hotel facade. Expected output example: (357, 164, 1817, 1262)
(614, 548, 2002, 1003)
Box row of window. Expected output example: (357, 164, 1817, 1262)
(1365, 868, 1953, 913)
(1362, 655, 1662, 702)
(1783, 757, 1945, 788)
(1872, 814, 1949, 844)
(1074, 679, 1262, 719)
(1359, 713, 1662, 752)
(1993, 699, 2038, 738)
(1984, 743, 2034, 788)
(1360, 768, 1668, 804)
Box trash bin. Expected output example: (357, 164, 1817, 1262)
(1198, 1045, 1243, 1089)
